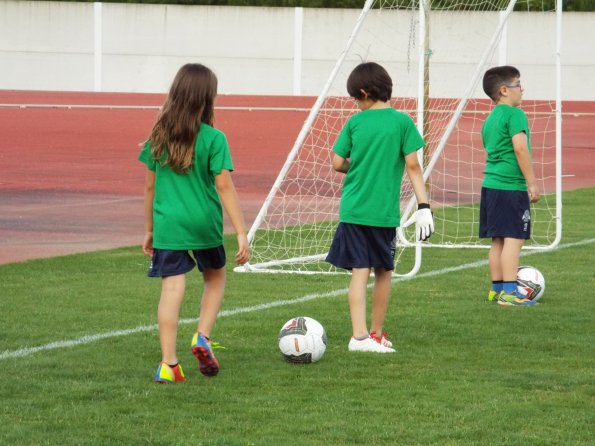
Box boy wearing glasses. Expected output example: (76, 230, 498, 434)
(480, 65, 540, 307)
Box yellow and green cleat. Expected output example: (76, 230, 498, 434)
(498, 292, 538, 307)
(487, 290, 501, 302)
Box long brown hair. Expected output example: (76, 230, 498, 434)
(149, 63, 217, 173)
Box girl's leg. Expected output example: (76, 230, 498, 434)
(501, 237, 525, 282)
(370, 268, 392, 335)
(348, 268, 371, 338)
(196, 267, 226, 338)
(158, 274, 186, 365)
(489, 237, 504, 281)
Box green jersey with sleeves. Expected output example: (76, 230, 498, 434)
(138, 123, 233, 250)
(333, 107, 424, 227)
(481, 104, 532, 191)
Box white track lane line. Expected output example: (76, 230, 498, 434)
(1, 238, 593, 361)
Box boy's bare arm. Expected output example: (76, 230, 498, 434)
(215, 170, 250, 265)
(404, 152, 434, 241)
(332, 154, 350, 173)
(512, 132, 540, 203)
(404, 152, 429, 205)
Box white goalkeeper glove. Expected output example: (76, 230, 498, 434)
(402, 203, 434, 242)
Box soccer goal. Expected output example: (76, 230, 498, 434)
(235, 0, 562, 275)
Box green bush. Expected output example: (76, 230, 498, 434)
(34, 0, 595, 12)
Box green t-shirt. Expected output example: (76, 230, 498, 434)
(138, 123, 233, 250)
(333, 107, 424, 227)
(481, 104, 532, 191)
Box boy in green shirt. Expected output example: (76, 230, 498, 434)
(326, 62, 434, 352)
(480, 65, 540, 307)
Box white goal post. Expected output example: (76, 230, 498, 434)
(235, 0, 562, 275)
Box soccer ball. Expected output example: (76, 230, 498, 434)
(278, 317, 327, 363)
(517, 266, 546, 301)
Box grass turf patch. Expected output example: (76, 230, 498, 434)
(0, 188, 593, 445)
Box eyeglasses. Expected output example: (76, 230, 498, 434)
(505, 83, 522, 89)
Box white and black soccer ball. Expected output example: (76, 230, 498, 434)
(517, 266, 546, 301)
(278, 317, 327, 363)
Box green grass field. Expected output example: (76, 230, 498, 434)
(1, 188, 593, 445)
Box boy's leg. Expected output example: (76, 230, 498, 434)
(489, 237, 504, 282)
(370, 268, 392, 336)
(347, 268, 395, 353)
(348, 268, 371, 338)
(158, 274, 186, 365)
(197, 267, 226, 338)
(498, 237, 536, 306)
(501, 237, 524, 283)
(487, 237, 504, 301)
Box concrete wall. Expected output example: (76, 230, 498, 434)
(0, 1, 593, 100)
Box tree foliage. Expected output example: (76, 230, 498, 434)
(42, 0, 594, 11)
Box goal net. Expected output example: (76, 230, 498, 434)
(235, 0, 562, 275)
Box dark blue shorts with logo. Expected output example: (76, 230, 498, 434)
(479, 187, 531, 240)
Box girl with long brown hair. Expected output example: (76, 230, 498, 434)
(139, 63, 249, 383)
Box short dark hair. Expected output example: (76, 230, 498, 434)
(482, 65, 521, 101)
(346, 62, 392, 102)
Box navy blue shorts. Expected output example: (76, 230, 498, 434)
(326, 223, 396, 271)
(479, 187, 531, 239)
(148, 246, 226, 277)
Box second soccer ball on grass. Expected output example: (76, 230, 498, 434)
(517, 266, 546, 301)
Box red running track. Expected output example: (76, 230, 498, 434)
(0, 91, 593, 265)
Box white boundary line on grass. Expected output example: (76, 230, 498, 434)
(2, 238, 593, 361)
